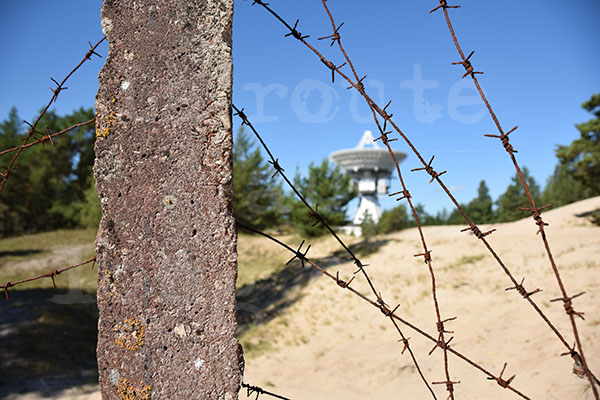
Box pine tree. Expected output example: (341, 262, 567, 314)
(0, 107, 96, 236)
(554, 93, 600, 198)
(466, 180, 494, 223)
(376, 204, 410, 233)
(288, 159, 356, 237)
(496, 167, 541, 222)
(542, 163, 587, 208)
(232, 128, 284, 230)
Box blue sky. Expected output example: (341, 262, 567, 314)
(1, 0, 599, 216)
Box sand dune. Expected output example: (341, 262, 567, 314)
(10, 197, 600, 400)
(242, 197, 600, 399)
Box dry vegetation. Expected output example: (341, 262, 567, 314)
(0, 198, 599, 399)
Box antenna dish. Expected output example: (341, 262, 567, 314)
(329, 130, 407, 235)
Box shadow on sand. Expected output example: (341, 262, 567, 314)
(0, 288, 98, 398)
(236, 238, 391, 335)
(0, 238, 390, 397)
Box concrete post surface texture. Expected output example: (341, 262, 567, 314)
(94, 0, 242, 398)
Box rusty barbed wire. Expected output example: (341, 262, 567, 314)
(232, 102, 439, 398)
(0, 119, 95, 157)
(430, 2, 599, 396)
(246, 1, 600, 397)
(237, 222, 533, 400)
(317, 1, 456, 397)
(0, 256, 96, 300)
(241, 382, 291, 400)
(248, 1, 596, 392)
(0, 37, 105, 194)
(232, 104, 380, 302)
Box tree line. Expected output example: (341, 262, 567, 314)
(0, 107, 100, 237)
(234, 92, 600, 236)
(0, 93, 598, 238)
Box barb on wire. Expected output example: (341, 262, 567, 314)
(285, 240, 311, 268)
(248, 1, 600, 397)
(249, 3, 596, 395)
(431, 2, 598, 395)
(231, 103, 380, 302)
(314, 3, 458, 397)
(317, 21, 343, 46)
(237, 222, 533, 400)
(460, 223, 495, 240)
(241, 382, 291, 400)
(430, 0, 460, 14)
(0, 257, 96, 300)
(49, 77, 68, 103)
(411, 155, 447, 184)
(388, 189, 411, 202)
(517, 204, 551, 234)
(451, 50, 483, 79)
(284, 19, 310, 41)
(0, 120, 95, 157)
(551, 292, 586, 320)
(485, 126, 519, 155)
(0, 36, 106, 195)
(432, 379, 460, 400)
(487, 362, 516, 389)
(505, 278, 542, 299)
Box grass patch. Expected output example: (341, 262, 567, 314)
(236, 232, 290, 288)
(0, 229, 96, 263)
(443, 254, 486, 271)
(0, 229, 97, 293)
(238, 322, 278, 359)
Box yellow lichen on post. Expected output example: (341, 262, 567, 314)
(96, 99, 117, 138)
(113, 317, 146, 351)
(117, 377, 151, 400)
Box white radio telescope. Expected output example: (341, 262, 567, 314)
(329, 130, 406, 235)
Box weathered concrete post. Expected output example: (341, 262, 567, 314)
(94, 1, 242, 398)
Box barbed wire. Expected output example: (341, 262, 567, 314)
(0, 36, 105, 194)
(237, 222, 532, 400)
(0, 119, 95, 157)
(317, 1, 457, 397)
(247, 2, 597, 395)
(241, 382, 291, 400)
(0, 256, 96, 300)
(429, 2, 598, 396)
(232, 103, 438, 398)
(1, 3, 596, 399)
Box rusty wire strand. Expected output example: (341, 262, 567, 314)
(232, 103, 438, 399)
(237, 222, 532, 400)
(318, 1, 456, 398)
(241, 382, 291, 400)
(430, 2, 599, 396)
(0, 257, 96, 300)
(0, 119, 95, 157)
(232, 103, 380, 301)
(0, 37, 105, 194)
(249, 2, 590, 390)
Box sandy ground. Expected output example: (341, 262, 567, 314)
(7, 197, 600, 400)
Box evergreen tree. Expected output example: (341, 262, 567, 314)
(376, 203, 410, 234)
(542, 163, 587, 208)
(0, 107, 26, 235)
(288, 159, 356, 237)
(232, 128, 284, 230)
(359, 210, 377, 239)
(466, 180, 494, 223)
(77, 172, 102, 229)
(0, 107, 96, 236)
(554, 93, 600, 198)
(446, 207, 465, 225)
(496, 167, 542, 222)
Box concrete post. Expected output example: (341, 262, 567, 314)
(94, 1, 242, 398)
